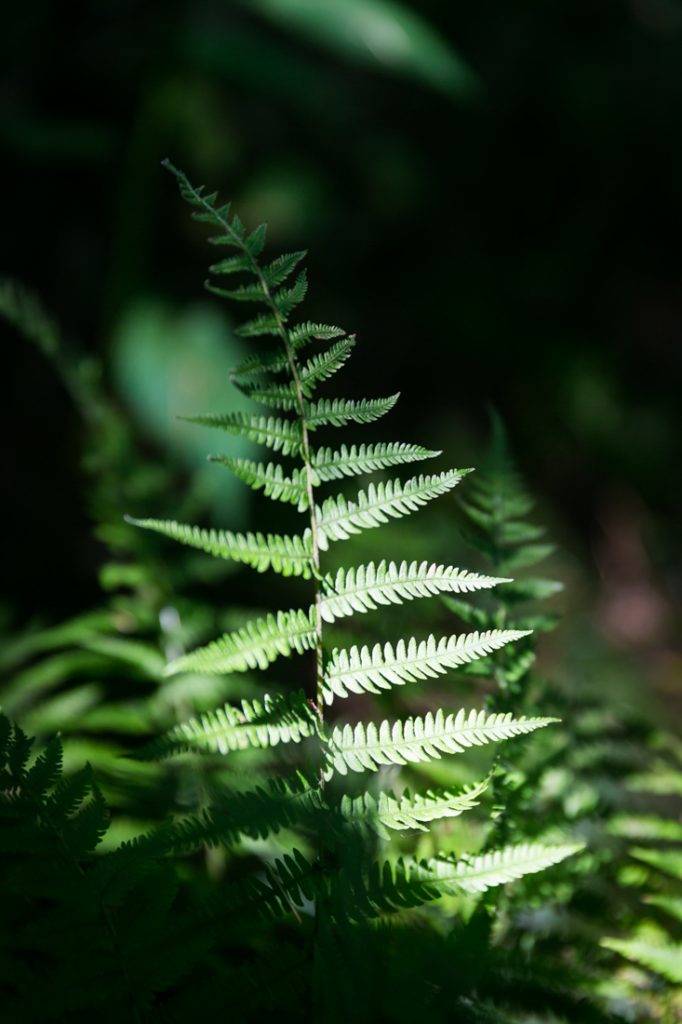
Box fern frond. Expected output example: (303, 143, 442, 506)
(312, 441, 441, 481)
(235, 381, 299, 409)
(601, 937, 682, 985)
(325, 708, 556, 775)
(399, 841, 583, 897)
(135, 691, 317, 759)
(316, 470, 469, 548)
(289, 321, 346, 350)
(340, 776, 490, 838)
(271, 270, 308, 319)
(180, 412, 303, 455)
(322, 629, 530, 703)
(166, 608, 317, 676)
(207, 252, 252, 276)
(124, 517, 314, 577)
(297, 336, 356, 396)
(230, 349, 292, 381)
(208, 456, 310, 510)
(165, 773, 323, 851)
(262, 250, 307, 288)
(232, 311, 281, 338)
(225, 848, 318, 922)
(319, 561, 509, 624)
(305, 395, 399, 429)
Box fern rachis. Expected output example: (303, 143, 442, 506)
(125, 164, 581, 980)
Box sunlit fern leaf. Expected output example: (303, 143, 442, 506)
(319, 561, 509, 624)
(180, 412, 303, 455)
(397, 841, 584, 898)
(208, 456, 310, 510)
(316, 470, 469, 549)
(297, 336, 356, 396)
(125, 517, 314, 577)
(312, 441, 441, 481)
(322, 629, 531, 703)
(134, 691, 317, 759)
(340, 776, 490, 839)
(325, 709, 557, 776)
(305, 394, 399, 429)
(166, 608, 317, 676)
(601, 937, 682, 985)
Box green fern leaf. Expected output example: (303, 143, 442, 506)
(601, 937, 682, 985)
(166, 608, 317, 676)
(134, 691, 317, 759)
(297, 336, 356, 396)
(322, 629, 529, 703)
(272, 271, 308, 318)
(208, 456, 310, 510)
(235, 381, 299, 409)
(631, 847, 682, 879)
(316, 470, 469, 548)
(208, 252, 252, 276)
(305, 394, 399, 429)
(319, 561, 509, 624)
(325, 708, 556, 775)
(231, 349, 291, 380)
(289, 321, 346, 350)
(401, 841, 583, 896)
(312, 441, 440, 481)
(165, 773, 323, 851)
(124, 517, 314, 577)
(213, 281, 266, 303)
(233, 311, 281, 338)
(341, 776, 490, 838)
(262, 250, 307, 288)
(221, 848, 317, 922)
(180, 412, 303, 455)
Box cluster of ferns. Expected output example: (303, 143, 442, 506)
(2, 167, 679, 1024)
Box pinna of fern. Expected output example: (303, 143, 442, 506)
(126, 162, 581, 928)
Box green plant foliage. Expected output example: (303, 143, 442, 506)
(601, 746, 682, 1007)
(122, 162, 581, 1011)
(0, 714, 215, 1022)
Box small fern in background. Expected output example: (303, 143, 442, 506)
(601, 734, 682, 1019)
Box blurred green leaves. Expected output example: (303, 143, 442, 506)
(112, 299, 256, 519)
(251, 0, 477, 97)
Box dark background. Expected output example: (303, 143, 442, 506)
(2, 0, 681, 693)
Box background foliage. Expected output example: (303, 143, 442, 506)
(1, 2, 681, 1021)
